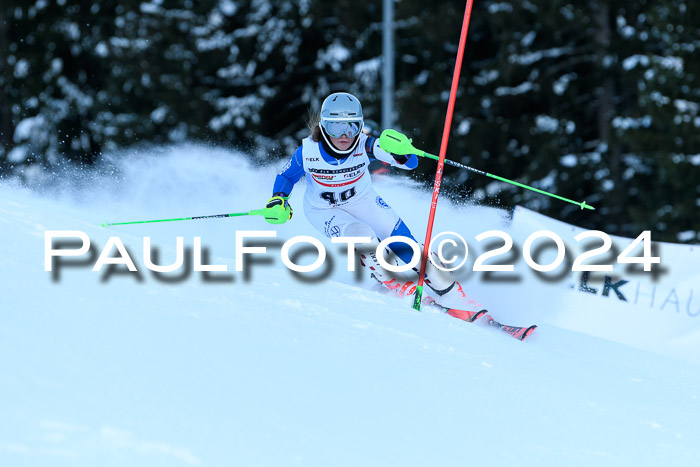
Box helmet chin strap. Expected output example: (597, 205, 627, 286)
(320, 126, 361, 156)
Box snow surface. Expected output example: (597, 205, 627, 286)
(1, 145, 699, 466)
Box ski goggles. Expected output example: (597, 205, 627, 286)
(322, 120, 362, 138)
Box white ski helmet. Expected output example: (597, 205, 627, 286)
(319, 92, 364, 155)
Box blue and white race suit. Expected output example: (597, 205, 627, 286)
(272, 133, 418, 264)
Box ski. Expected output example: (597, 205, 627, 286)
(480, 312, 537, 341)
(422, 296, 536, 341)
(377, 277, 537, 341)
(422, 296, 486, 322)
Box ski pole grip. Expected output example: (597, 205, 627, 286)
(379, 129, 423, 156)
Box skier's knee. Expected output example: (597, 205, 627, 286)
(342, 222, 377, 241)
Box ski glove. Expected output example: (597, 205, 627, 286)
(391, 153, 413, 164)
(264, 192, 293, 224)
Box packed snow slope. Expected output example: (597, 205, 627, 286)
(1, 145, 699, 467)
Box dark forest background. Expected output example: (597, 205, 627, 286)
(1, 0, 698, 243)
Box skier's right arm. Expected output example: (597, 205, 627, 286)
(265, 147, 304, 224)
(272, 146, 304, 196)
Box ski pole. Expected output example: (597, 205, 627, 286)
(408, 0, 476, 312)
(379, 128, 595, 211)
(101, 205, 289, 228)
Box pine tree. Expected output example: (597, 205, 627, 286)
(611, 1, 700, 242)
(388, 0, 698, 242)
(1, 0, 107, 180)
(0, 0, 696, 242)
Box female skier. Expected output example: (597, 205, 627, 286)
(264, 92, 471, 308)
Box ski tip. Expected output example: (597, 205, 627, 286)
(520, 325, 538, 341)
(444, 308, 487, 323)
(469, 309, 488, 323)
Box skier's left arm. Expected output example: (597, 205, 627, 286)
(365, 135, 418, 170)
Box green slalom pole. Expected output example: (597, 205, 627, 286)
(102, 205, 290, 228)
(380, 129, 595, 211)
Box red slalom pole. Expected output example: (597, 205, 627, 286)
(413, 0, 475, 311)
